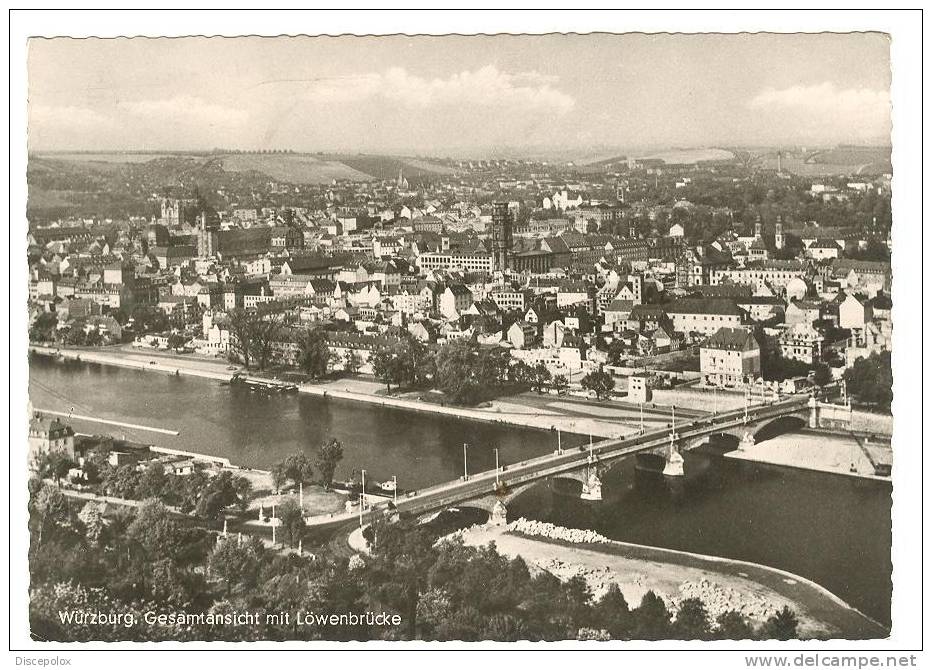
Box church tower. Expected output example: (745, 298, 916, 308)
(775, 215, 784, 250)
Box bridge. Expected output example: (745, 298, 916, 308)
(323, 394, 852, 530)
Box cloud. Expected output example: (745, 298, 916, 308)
(29, 104, 109, 129)
(747, 82, 890, 139)
(119, 96, 250, 129)
(306, 65, 575, 114)
(749, 82, 889, 112)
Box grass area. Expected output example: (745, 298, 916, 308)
(220, 153, 371, 183)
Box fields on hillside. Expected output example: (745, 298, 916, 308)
(637, 148, 736, 164)
(33, 152, 181, 164)
(219, 153, 372, 184)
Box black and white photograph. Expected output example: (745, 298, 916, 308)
(7, 8, 925, 662)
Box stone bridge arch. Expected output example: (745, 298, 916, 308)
(444, 482, 538, 524)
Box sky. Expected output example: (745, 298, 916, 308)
(27, 33, 892, 156)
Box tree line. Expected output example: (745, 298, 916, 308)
(29, 485, 802, 642)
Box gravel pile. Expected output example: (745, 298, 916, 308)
(676, 577, 778, 622)
(508, 518, 612, 545)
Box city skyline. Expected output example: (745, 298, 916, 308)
(28, 33, 891, 154)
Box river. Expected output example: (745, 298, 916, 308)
(27, 353, 892, 625)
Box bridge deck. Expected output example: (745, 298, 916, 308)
(312, 396, 811, 527)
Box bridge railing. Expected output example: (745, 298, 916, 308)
(393, 394, 812, 515)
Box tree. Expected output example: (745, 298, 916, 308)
(315, 438, 344, 489)
(195, 471, 251, 521)
(226, 308, 255, 368)
(209, 535, 265, 596)
(372, 347, 405, 393)
(29, 312, 58, 342)
(372, 337, 430, 393)
(552, 374, 569, 395)
(277, 496, 305, 548)
(135, 461, 169, 500)
(271, 453, 315, 491)
(714, 610, 755, 640)
(103, 464, 141, 499)
(78, 501, 106, 546)
(343, 350, 363, 375)
(594, 582, 631, 639)
(30, 483, 71, 548)
(434, 339, 486, 405)
(844, 351, 893, 410)
(297, 328, 332, 379)
(127, 499, 181, 563)
(38, 450, 75, 485)
(581, 368, 616, 400)
(226, 306, 283, 370)
(760, 605, 799, 640)
(630, 591, 672, 640)
(811, 362, 833, 387)
(167, 333, 187, 352)
(673, 597, 712, 640)
(761, 349, 811, 382)
(531, 362, 552, 394)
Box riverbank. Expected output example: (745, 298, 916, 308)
(29, 345, 633, 438)
(724, 431, 892, 481)
(450, 519, 887, 640)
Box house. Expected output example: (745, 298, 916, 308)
(556, 280, 592, 312)
(806, 239, 841, 261)
(439, 284, 473, 321)
(699, 327, 761, 387)
(542, 320, 567, 348)
(785, 299, 822, 327)
(839, 293, 873, 331)
(624, 304, 669, 333)
(29, 412, 76, 460)
(666, 298, 744, 336)
(605, 299, 635, 332)
(780, 322, 824, 365)
(507, 320, 537, 349)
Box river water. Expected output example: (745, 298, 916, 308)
(27, 354, 892, 625)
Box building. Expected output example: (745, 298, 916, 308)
(489, 287, 531, 313)
(418, 251, 494, 274)
(439, 284, 473, 320)
(699, 327, 761, 387)
(666, 298, 744, 336)
(490, 201, 513, 273)
(780, 322, 824, 365)
(627, 374, 652, 403)
(839, 293, 873, 331)
(29, 412, 76, 460)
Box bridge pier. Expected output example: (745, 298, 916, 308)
(662, 439, 685, 477)
(808, 396, 819, 429)
(489, 500, 508, 526)
(580, 468, 603, 501)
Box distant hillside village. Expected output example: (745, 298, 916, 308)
(27, 155, 893, 406)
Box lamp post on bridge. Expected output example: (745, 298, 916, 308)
(639, 402, 645, 433)
(463, 443, 469, 481)
(359, 469, 366, 527)
(556, 429, 563, 455)
(494, 447, 500, 485)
